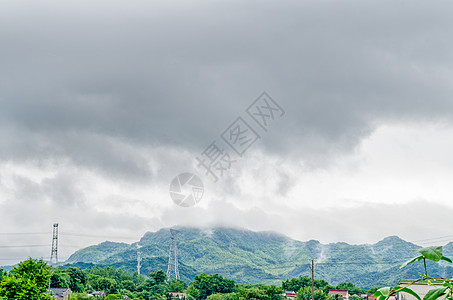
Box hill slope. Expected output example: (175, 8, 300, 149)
(65, 227, 453, 287)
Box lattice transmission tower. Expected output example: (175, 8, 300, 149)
(166, 229, 180, 280)
(137, 250, 142, 275)
(50, 223, 59, 265)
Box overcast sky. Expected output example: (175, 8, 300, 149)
(2, 0, 453, 265)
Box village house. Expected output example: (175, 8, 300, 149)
(329, 289, 350, 300)
(282, 291, 297, 299)
(87, 290, 108, 297)
(169, 292, 187, 299)
(398, 279, 444, 300)
(49, 287, 72, 300)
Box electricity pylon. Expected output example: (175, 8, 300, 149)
(166, 229, 180, 280)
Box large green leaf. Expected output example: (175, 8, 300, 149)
(440, 256, 452, 263)
(401, 256, 424, 268)
(398, 287, 422, 300)
(417, 247, 443, 262)
(423, 288, 447, 300)
(374, 287, 392, 300)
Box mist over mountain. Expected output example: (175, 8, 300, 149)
(65, 227, 453, 288)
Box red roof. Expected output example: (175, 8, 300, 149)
(170, 292, 187, 298)
(329, 290, 349, 296)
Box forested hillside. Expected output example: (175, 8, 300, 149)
(66, 227, 453, 288)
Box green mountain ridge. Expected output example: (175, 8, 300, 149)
(64, 227, 453, 288)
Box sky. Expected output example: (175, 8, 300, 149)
(1, 0, 453, 266)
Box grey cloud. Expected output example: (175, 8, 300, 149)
(156, 198, 453, 246)
(2, 0, 453, 167)
(2, 0, 453, 265)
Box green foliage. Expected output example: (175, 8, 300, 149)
(89, 275, 118, 293)
(335, 282, 366, 295)
(282, 276, 338, 295)
(68, 228, 427, 287)
(50, 268, 70, 288)
(121, 279, 136, 291)
(375, 246, 453, 300)
(0, 258, 52, 299)
(150, 270, 167, 285)
(401, 246, 452, 277)
(207, 293, 229, 300)
(238, 287, 268, 299)
(282, 276, 312, 292)
(168, 279, 188, 292)
(206, 292, 238, 300)
(263, 285, 284, 300)
(188, 273, 236, 299)
(67, 267, 87, 292)
(105, 294, 125, 299)
(296, 286, 331, 300)
(70, 292, 92, 299)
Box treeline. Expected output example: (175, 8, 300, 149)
(0, 258, 379, 300)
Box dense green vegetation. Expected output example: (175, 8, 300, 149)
(66, 227, 453, 287)
(0, 258, 378, 300)
(3, 228, 453, 299)
(0, 258, 52, 299)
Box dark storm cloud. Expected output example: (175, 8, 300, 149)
(1, 0, 453, 176)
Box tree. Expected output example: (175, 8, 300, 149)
(283, 276, 311, 292)
(296, 286, 331, 300)
(90, 276, 118, 293)
(188, 273, 235, 299)
(168, 278, 188, 293)
(67, 267, 87, 292)
(50, 269, 70, 288)
(150, 270, 167, 285)
(336, 282, 365, 296)
(70, 292, 92, 300)
(206, 293, 238, 300)
(121, 279, 136, 291)
(207, 294, 227, 300)
(238, 287, 267, 300)
(0, 258, 52, 299)
(263, 285, 284, 300)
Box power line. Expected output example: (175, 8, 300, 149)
(412, 235, 453, 243)
(0, 245, 49, 248)
(59, 233, 139, 240)
(0, 231, 139, 240)
(0, 257, 51, 261)
(0, 232, 50, 236)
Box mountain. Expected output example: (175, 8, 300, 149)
(64, 227, 453, 288)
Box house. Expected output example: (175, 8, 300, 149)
(368, 295, 377, 300)
(49, 287, 72, 300)
(329, 290, 349, 300)
(169, 292, 187, 299)
(398, 280, 444, 300)
(87, 291, 108, 297)
(283, 291, 297, 299)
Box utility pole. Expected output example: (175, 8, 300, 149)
(50, 223, 59, 265)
